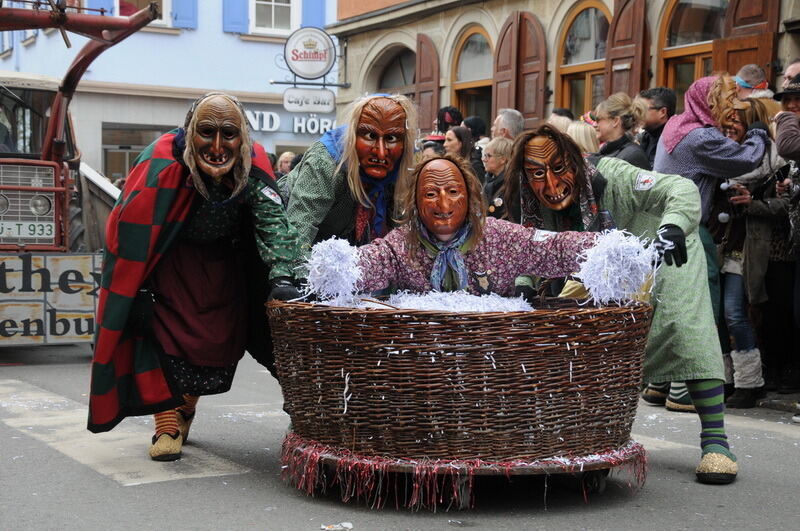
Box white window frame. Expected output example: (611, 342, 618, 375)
(115, 0, 173, 27)
(0, 32, 12, 57)
(249, 0, 300, 37)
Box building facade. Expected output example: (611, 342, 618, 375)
(1, 0, 338, 181)
(330, 0, 800, 133)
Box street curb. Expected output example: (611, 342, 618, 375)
(757, 394, 800, 414)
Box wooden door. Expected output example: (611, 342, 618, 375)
(492, 11, 547, 128)
(415, 34, 440, 133)
(492, 12, 518, 121)
(516, 12, 547, 129)
(712, 33, 776, 82)
(604, 0, 647, 96)
(712, 0, 780, 84)
(723, 0, 780, 37)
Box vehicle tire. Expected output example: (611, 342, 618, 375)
(69, 203, 87, 252)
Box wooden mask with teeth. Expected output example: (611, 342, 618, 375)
(523, 136, 577, 211)
(355, 97, 406, 180)
(190, 95, 245, 182)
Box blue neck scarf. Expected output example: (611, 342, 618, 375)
(418, 221, 472, 292)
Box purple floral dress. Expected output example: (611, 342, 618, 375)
(356, 217, 596, 296)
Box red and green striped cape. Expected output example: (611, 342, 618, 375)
(87, 129, 276, 433)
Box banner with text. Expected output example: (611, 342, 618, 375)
(0, 253, 101, 346)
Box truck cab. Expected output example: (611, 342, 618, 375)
(0, 3, 157, 346)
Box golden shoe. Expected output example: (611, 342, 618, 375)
(695, 452, 737, 484)
(149, 432, 182, 461)
(177, 409, 195, 444)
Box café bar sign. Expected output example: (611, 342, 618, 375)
(284, 27, 336, 80)
(283, 87, 335, 113)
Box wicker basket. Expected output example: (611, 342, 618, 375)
(267, 298, 652, 463)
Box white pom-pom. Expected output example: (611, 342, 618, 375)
(720, 181, 730, 191)
(717, 212, 730, 223)
(576, 229, 658, 306)
(303, 237, 361, 305)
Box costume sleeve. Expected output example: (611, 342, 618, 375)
(597, 157, 701, 236)
(775, 113, 800, 161)
(281, 142, 340, 253)
(501, 220, 596, 278)
(745, 193, 790, 220)
(691, 128, 768, 178)
(354, 229, 405, 292)
(247, 179, 301, 280)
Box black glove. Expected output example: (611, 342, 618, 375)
(747, 121, 769, 134)
(654, 224, 687, 267)
(268, 277, 301, 301)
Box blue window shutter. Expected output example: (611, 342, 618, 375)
(86, 0, 115, 16)
(172, 0, 197, 29)
(301, 0, 325, 28)
(223, 0, 249, 33)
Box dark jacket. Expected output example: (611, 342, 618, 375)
(742, 166, 792, 305)
(483, 169, 506, 219)
(775, 112, 800, 161)
(599, 134, 651, 170)
(469, 145, 486, 184)
(639, 124, 665, 169)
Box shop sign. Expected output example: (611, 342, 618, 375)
(284, 27, 336, 80)
(245, 108, 336, 136)
(283, 87, 335, 114)
(0, 253, 101, 345)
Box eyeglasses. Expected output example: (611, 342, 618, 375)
(481, 152, 494, 159)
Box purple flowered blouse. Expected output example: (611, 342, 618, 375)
(356, 217, 597, 296)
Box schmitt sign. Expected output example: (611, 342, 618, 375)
(284, 27, 335, 80)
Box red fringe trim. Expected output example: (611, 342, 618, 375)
(280, 432, 647, 510)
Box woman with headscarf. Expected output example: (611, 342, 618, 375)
(651, 75, 769, 412)
(279, 94, 416, 251)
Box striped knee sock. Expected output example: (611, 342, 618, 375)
(153, 410, 179, 438)
(177, 394, 199, 416)
(685, 379, 736, 461)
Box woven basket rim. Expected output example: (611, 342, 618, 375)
(267, 298, 652, 319)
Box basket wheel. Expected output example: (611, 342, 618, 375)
(579, 470, 608, 494)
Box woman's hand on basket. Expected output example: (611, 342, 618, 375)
(268, 277, 301, 301)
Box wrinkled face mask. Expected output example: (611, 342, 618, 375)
(355, 98, 406, 179)
(191, 95, 243, 181)
(524, 136, 577, 211)
(416, 159, 468, 242)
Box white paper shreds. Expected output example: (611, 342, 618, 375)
(380, 291, 534, 313)
(575, 229, 658, 306)
(303, 237, 362, 306)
